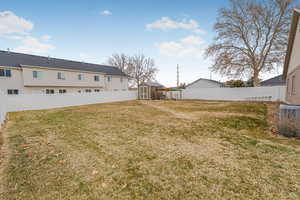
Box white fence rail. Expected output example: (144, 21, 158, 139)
(183, 86, 286, 102)
(0, 91, 137, 128)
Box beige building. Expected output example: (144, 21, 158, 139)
(283, 8, 300, 105)
(0, 50, 129, 95)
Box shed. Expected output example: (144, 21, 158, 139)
(138, 81, 165, 100)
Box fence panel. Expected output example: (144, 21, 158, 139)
(0, 94, 7, 128)
(0, 91, 137, 128)
(183, 86, 286, 102)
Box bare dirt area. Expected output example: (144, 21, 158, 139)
(0, 100, 299, 200)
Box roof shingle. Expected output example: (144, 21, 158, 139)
(0, 50, 128, 76)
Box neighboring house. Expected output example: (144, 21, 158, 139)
(138, 81, 165, 100)
(280, 8, 300, 137)
(283, 8, 300, 105)
(260, 75, 286, 87)
(186, 78, 223, 89)
(0, 50, 129, 95)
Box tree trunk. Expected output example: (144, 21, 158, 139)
(253, 70, 260, 87)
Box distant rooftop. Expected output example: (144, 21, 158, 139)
(0, 50, 128, 76)
(260, 75, 286, 86)
(186, 78, 223, 88)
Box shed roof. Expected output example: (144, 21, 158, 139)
(141, 81, 165, 88)
(0, 50, 128, 76)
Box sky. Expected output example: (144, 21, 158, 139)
(0, 0, 283, 87)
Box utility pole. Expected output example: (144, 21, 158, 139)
(177, 64, 179, 87)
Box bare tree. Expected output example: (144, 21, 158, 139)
(107, 53, 158, 88)
(130, 54, 158, 89)
(206, 0, 297, 86)
(108, 53, 129, 73)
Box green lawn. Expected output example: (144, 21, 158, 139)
(0, 100, 299, 200)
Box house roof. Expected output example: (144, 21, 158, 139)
(0, 50, 128, 76)
(260, 75, 286, 86)
(283, 8, 300, 80)
(186, 78, 223, 88)
(141, 81, 165, 88)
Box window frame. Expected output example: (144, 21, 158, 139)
(59, 89, 67, 94)
(7, 89, 19, 95)
(33, 70, 43, 79)
(0, 69, 12, 77)
(291, 75, 296, 95)
(46, 89, 55, 94)
(94, 75, 100, 82)
(57, 72, 66, 80)
(78, 74, 84, 80)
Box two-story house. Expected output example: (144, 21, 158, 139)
(280, 8, 300, 137)
(0, 50, 129, 95)
(283, 8, 300, 104)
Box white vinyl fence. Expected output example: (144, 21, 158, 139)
(183, 86, 286, 102)
(0, 91, 137, 128)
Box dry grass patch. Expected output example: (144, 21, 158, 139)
(0, 100, 300, 200)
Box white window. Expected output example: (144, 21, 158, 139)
(107, 76, 112, 82)
(57, 72, 65, 80)
(291, 75, 296, 95)
(85, 89, 92, 93)
(33, 71, 43, 79)
(59, 89, 67, 94)
(94, 75, 100, 82)
(94, 89, 100, 92)
(78, 74, 84, 80)
(0, 69, 12, 77)
(46, 89, 55, 94)
(7, 89, 18, 95)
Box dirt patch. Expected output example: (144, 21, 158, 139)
(140, 101, 197, 120)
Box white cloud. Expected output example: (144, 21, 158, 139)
(0, 11, 33, 35)
(101, 10, 112, 15)
(4, 35, 24, 40)
(158, 35, 205, 58)
(41, 34, 51, 41)
(146, 17, 205, 34)
(0, 11, 55, 56)
(180, 35, 204, 46)
(194, 28, 206, 34)
(79, 53, 101, 64)
(14, 36, 55, 55)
